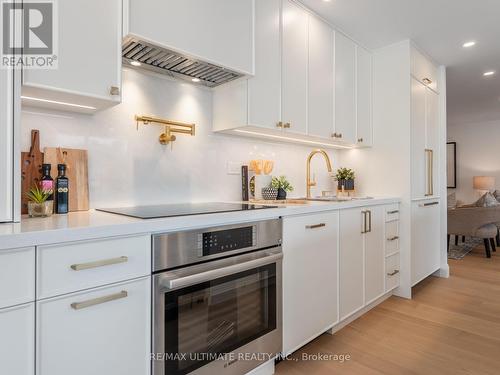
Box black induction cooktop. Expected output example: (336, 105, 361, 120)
(96, 202, 278, 219)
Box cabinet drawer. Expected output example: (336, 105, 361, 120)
(385, 205, 400, 222)
(37, 235, 150, 299)
(385, 253, 400, 292)
(0, 247, 35, 309)
(36, 277, 150, 375)
(385, 221, 399, 255)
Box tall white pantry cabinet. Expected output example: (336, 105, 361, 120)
(340, 40, 447, 298)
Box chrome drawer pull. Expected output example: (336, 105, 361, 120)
(387, 270, 400, 277)
(70, 256, 128, 271)
(306, 223, 326, 229)
(387, 210, 399, 214)
(387, 236, 399, 241)
(70, 290, 128, 310)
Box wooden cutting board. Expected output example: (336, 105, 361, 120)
(43, 147, 89, 211)
(21, 130, 44, 214)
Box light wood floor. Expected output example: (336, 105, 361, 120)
(276, 244, 500, 375)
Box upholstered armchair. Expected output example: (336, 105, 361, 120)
(448, 206, 500, 258)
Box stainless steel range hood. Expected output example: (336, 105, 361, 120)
(122, 37, 244, 87)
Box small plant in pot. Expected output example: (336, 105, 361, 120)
(335, 168, 355, 191)
(26, 185, 53, 218)
(271, 176, 294, 200)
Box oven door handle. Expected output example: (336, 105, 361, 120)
(159, 252, 283, 291)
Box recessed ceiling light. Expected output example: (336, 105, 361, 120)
(191, 78, 201, 82)
(130, 61, 141, 67)
(484, 71, 496, 77)
(462, 41, 476, 48)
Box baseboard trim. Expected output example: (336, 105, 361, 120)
(433, 264, 450, 278)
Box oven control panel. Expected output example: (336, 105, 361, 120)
(198, 226, 256, 256)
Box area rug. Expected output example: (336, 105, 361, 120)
(448, 237, 483, 260)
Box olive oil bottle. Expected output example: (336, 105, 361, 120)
(55, 164, 69, 214)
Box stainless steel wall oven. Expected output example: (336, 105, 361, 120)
(152, 219, 282, 375)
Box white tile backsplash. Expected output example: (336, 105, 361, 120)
(21, 68, 338, 208)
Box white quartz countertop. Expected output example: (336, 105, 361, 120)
(0, 197, 399, 250)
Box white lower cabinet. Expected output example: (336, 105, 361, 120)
(0, 303, 35, 375)
(339, 206, 388, 319)
(412, 199, 441, 285)
(364, 206, 385, 304)
(36, 277, 151, 375)
(282, 212, 338, 355)
(339, 208, 364, 320)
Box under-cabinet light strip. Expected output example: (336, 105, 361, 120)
(21, 96, 97, 110)
(233, 129, 353, 149)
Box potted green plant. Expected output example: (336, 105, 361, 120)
(335, 168, 355, 191)
(26, 185, 53, 218)
(271, 176, 294, 200)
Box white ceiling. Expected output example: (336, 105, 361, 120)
(300, 0, 500, 126)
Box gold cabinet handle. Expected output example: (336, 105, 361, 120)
(420, 201, 439, 207)
(361, 211, 368, 234)
(110, 86, 120, 96)
(387, 210, 399, 214)
(276, 121, 283, 128)
(71, 290, 128, 310)
(422, 78, 432, 85)
(425, 149, 433, 196)
(387, 270, 400, 277)
(387, 236, 399, 241)
(283, 122, 291, 129)
(70, 256, 128, 271)
(306, 223, 326, 229)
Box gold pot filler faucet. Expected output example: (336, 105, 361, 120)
(306, 149, 333, 199)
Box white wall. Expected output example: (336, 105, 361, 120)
(447, 119, 500, 204)
(21, 68, 338, 208)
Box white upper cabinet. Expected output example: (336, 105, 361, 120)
(22, 0, 122, 113)
(281, 0, 308, 135)
(411, 77, 427, 199)
(411, 77, 440, 199)
(308, 15, 335, 139)
(426, 88, 440, 197)
(0, 64, 13, 222)
(248, 0, 281, 129)
(411, 46, 439, 92)
(334, 32, 356, 144)
(356, 45, 373, 147)
(127, 0, 254, 75)
(213, 1, 373, 149)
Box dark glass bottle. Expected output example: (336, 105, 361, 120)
(55, 164, 69, 214)
(40, 164, 54, 200)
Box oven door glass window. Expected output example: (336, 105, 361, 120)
(164, 264, 277, 375)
